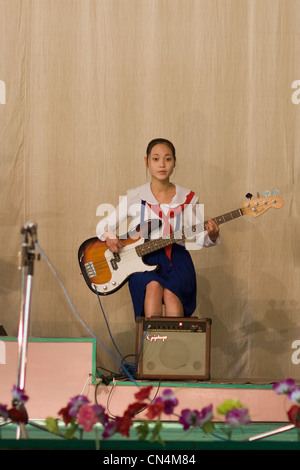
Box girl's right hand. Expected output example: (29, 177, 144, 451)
(105, 234, 124, 253)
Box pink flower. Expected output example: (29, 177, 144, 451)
(198, 404, 213, 425)
(273, 379, 300, 406)
(155, 389, 179, 415)
(288, 387, 300, 404)
(272, 379, 296, 395)
(225, 408, 251, 427)
(179, 409, 202, 430)
(77, 405, 98, 432)
(179, 405, 213, 431)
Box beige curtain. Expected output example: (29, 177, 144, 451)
(1, 0, 299, 382)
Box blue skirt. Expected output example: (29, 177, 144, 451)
(128, 243, 197, 319)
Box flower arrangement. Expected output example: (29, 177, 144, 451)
(0, 386, 28, 425)
(45, 385, 253, 444)
(0, 383, 250, 444)
(1, 378, 299, 445)
(45, 385, 217, 444)
(272, 378, 300, 428)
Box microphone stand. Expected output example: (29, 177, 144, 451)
(14, 222, 39, 439)
(8, 223, 76, 441)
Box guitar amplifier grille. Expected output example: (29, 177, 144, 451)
(135, 317, 211, 380)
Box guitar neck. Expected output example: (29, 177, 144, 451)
(135, 208, 243, 257)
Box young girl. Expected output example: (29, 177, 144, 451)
(96, 138, 220, 319)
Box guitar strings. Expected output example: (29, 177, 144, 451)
(86, 209, 245, 276)
(89, 200, 276, 270)
(87, 236, 180, 273)
(87, 201, 276, 277)
(86, 224, 202, 273)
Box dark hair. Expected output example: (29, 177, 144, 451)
(146, 138, 176, 161)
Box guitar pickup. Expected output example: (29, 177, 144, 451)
(110, 253, 121, 270)
(84, 261, 97, 278)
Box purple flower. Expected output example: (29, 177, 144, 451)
(198, 404, 213, 425)
(0, 404, 9, 420)
(68, 395, 90, 417)
(92, 404, 109, 425)
(288, 387, 300, 404)
(12, 386, 29, 404)
(179, 409, 202, 430)
(155, 389, 179, 415)
(225, 408, 251, 427)
(102, 419, 119, 438)
(272, 379, 296, 395)
(179, 405, 213, 431)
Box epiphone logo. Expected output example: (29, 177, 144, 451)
(146, 334, 168, 342)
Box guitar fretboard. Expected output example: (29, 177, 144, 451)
(135, 208, 243, 257)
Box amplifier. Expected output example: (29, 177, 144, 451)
(135, 317, 211, 380)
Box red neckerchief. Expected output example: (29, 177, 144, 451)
(147, 191, 195, 264)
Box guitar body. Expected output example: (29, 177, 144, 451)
(78, 221, 160, 295)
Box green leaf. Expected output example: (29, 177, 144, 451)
(136, 421, 149, 441)
(202, 420, 215, 434)
(45, 416, 59, 434)
(45, 417, 60, 435)
(149, 420, 165, 446)
(65, 418, 78, 439)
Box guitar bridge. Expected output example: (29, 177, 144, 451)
(84, 261, 97, 278)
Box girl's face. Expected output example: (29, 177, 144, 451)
(145, 143, 175, 182)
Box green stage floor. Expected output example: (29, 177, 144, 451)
(1, 420, 300, 450)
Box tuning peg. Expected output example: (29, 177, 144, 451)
(263, 190, 271, 198)
(256, 192, 260, 199)
(245, 193, 253, 200)
(272, 189, 279, 196)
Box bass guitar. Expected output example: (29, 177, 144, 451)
(78, 192, 283, 295)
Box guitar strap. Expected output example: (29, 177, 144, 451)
(141, 191, 195, 265)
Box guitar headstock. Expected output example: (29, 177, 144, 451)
(241, 190, 284, 217)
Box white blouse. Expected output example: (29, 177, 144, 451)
(96, 183, 220, 250)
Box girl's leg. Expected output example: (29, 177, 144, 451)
(144, 281, 164, 317)
(163, 289, 184, 317)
